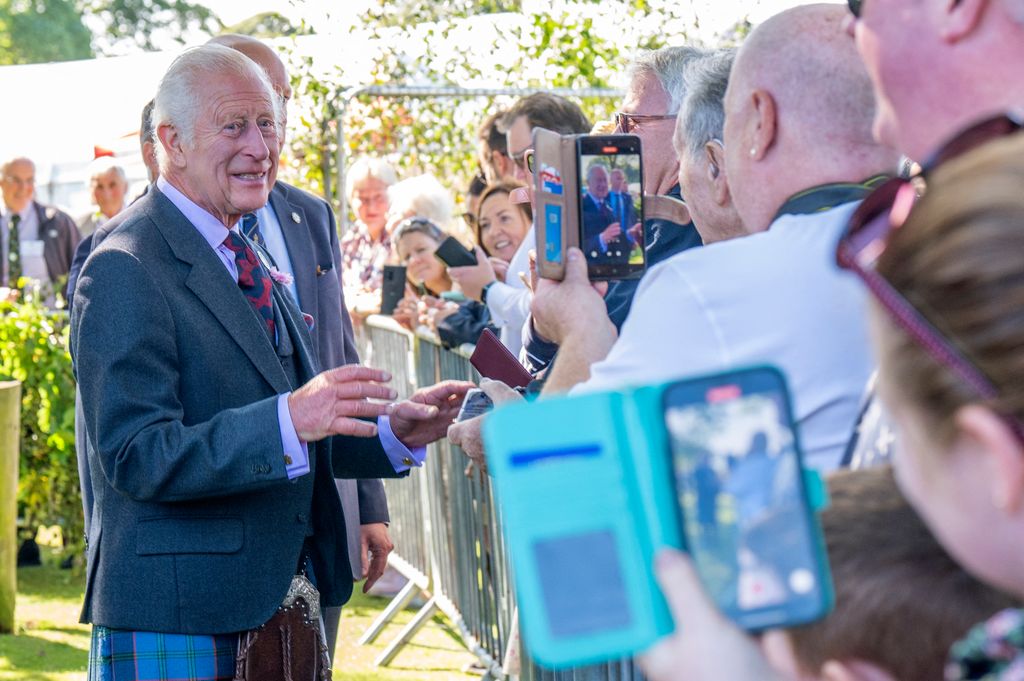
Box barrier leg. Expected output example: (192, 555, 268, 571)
(375, 596, 439, 667)
(358, 578, 421, 645)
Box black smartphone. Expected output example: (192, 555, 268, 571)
(661, 366, 834, 631)
(380, 265, 407, 316)
(434, 236, 478, 268)
(576, 134, 646, 281)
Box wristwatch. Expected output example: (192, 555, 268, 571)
(481, 280, 496, 305)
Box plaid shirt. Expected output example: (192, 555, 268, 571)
(339, 221, 391, 294)
(88, 626, 237, 681)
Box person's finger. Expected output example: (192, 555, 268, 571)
(336, 399, 391, 420)
(329, 416, 379, 438)
(563, 247, 591, 284)
(413, 380, 474, 406)
(323, 364, 391, 385)
(388, 399, 439, 421)
(654, 549, 719, 626)
(479, 378, 523, 405)
(331, 380, 397, 402)
(362, 550, 389, 593)
(360, 532, 370, 579)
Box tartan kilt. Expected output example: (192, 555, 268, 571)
(88, 626, 238, 681)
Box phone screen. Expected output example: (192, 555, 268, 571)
(576, 135, 645, 280)
(662, 368, 829, 630)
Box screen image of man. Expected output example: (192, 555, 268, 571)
(580, 163, 639, 265)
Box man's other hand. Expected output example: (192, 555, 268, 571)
(389, 380, 473, 449)
(288, 365, 396, 442)
(360, 522, 394, 593)
(531, 247, 612, 346)
(447, 378, 525, 475)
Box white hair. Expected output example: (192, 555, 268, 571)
(387, 174, 454, 228)
(152, 44, 281, 173)
(345, 156, 398, 199)
(679, 49, 736, 161)
(627, 45, 710, 115)
(87, 156, 127, 185)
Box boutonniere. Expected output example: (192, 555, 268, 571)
(269, 267, 293, 286)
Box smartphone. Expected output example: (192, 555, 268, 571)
(469, 328, 533, 389)
(456, 388, 495, 422)
(661, 366, 833, 631)
(576, 135, 646, 281)
(434, 236, 478, 268)
(380, 265, 407, 316)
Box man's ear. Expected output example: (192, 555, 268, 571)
(748, 89, 778, 162)
(940, 0, 989, 42)
(157, 122, 187, 170)
(821, 659, 898, 681)
(705, 141, 731, 206)
(953, 404, 1024, 514)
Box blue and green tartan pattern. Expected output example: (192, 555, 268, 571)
(88, 626, 238, 681)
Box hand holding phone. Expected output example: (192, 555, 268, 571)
(434, 236, 478, 268)
(662, 367, 833, 631)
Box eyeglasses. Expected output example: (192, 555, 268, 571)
(613, 112, 676, 134)
(836, 113, 1023, 433)
(509, 148, 536, 175)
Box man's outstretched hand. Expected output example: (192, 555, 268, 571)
(288, 365, 396, 442)
(389, 380, 474, 449)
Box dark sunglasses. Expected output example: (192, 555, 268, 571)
(849, 0, 960, 18)
(613, 112, 676, 134)
(836, 113, 1023, 431)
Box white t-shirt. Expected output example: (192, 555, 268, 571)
(575, 203, 873, 473)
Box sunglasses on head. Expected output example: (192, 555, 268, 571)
(836, 113, 1023, 434)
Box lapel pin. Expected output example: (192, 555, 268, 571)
(291, 212, 301, 224)
(316, 265, 323, 276)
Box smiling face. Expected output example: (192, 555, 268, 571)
(587, 165, 610, 200)
(396, 230, 445, 287)
(478, 191, 530, 261)
(161, 71, 279, 226)
(1, 158, 35, 213)
(91, 167, 128, 218)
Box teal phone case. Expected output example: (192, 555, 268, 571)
(482, 373, 832, 669)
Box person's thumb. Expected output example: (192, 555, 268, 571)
(475, 247, 487, 266)
(654, 548, 718, 627)
(564, 247, 591, 284)
(479, 377, 523, 405)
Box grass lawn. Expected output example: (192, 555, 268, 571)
(0, 553, 478, 681)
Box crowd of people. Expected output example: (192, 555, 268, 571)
(2, 0, 1024, 678)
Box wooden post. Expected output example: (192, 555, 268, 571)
(0, 380, 21, 634)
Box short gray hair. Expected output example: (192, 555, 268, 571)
(678, 49, 736, 161)
(346, 156, 398, 199)
(152, 44, 280, 171)
(627, 46, 709, 115)
(87, 156, 127, 185)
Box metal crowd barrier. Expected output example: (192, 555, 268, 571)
(358, 316, 643, 681)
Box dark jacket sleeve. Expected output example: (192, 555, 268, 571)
(437, 300, 495, 349)
(357, 479, 390, 524)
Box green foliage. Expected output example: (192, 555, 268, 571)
(87, 0, 221, 53)
(221, 11, 308, 39)
(0, 0, 93, 65)
(0, 286, 81, 567)
(283, 1, 696, 221)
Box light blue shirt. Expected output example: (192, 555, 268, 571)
(254, 203, 300, 305)
(575, 202, 874, 473)
(157, 178, 425, 478)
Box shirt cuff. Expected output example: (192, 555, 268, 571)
(378, 415, 426, 473)
(278, 393, 310, 480)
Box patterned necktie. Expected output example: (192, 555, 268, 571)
(222, 230, 276, 346)
(240, 212, 265, 247)
(7, 213, 21, 288)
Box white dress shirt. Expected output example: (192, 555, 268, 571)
(486, 226, 534, 356)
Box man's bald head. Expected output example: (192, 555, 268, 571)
(208, 34, 292, 102)
(723, 4, 899, 232)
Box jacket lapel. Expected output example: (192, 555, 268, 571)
(269, 185, 318, 321)
(147, 188, 292, 395)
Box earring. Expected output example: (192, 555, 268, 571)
(749, 147, 757, 157)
